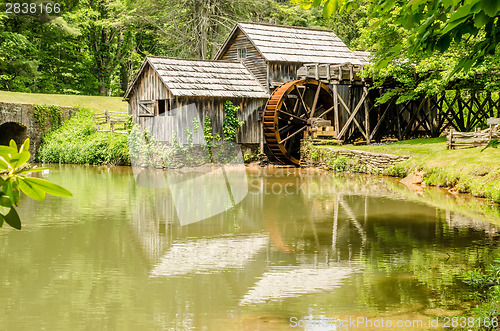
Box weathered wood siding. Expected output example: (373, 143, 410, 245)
(128, 64, 171, 122)
(268, 62, 303, 88)
(164, 97, 266, 144)
(128, 68, 267, 144)
(218, 30, 268, 90)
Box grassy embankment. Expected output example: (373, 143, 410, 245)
(0, 91, 127, 113)
(318, 137, 500, 203)
(0, 91, 130, 165)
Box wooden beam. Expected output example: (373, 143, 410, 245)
(296, 85, 311, 115)
(338, 92, 368, 140)
(363, 86, 371, 144)
(333, 84, 340, 133)
(370, 98, 395, 141)
(337, 90, 368, 139)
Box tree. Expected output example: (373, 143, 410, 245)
(0, 139, 72, 230)
(295, 0, 500, 71)
(67, 0, 136, 96)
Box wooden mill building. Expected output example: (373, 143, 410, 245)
(215, 22, 366, 91)
(123, 56, 269, 143)
(124, 22, 368, 147)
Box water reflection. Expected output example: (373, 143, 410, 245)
(150, 234, 268, 277)
(0, 165, 499, 330)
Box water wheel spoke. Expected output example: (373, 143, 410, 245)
(291, 96, 301, 115)
(296, 87, 311, 115)
(277, 109, 307, 123)
(279, 124, 294, 135)
(309, 83, 322, 118)
(279, 125, 307, 145)
(318, 106, 334, 119)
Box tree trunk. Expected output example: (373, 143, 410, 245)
(98, 77, 107, 96)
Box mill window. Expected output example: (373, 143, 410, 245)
(237, 48, 247, 59)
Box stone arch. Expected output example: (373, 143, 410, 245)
(0, 122, 28, 147)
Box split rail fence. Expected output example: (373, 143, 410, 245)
(447, 117, 500, 149)
(94, 110, 129, 133)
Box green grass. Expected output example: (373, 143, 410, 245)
(0, 91, 127, 113)
(37, 108, 130, 165)
(317, 137, 500, 203)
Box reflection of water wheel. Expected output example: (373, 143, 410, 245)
(263, 79, 334, 165)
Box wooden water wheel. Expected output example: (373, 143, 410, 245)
(263, 79, 334, 165)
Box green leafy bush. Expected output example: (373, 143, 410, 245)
(333, 155, 348, 172)
(37, 108, 130, 165)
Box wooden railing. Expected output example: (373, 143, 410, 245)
(94, 110, 129, 133)
(447, 118, 500, 149)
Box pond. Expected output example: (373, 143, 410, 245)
(1, 164, 499, 330)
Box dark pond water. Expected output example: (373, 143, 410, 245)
(0, 164, 499, 330)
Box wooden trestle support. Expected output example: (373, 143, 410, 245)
(263, 63, 500, 165)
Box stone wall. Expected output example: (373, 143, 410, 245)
(300, 140, 409, 174)
(0, 102, 77, 158)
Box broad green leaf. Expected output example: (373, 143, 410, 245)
(447, 3, 475, 26)
(9, 140, 17, 151)
(11, 151, 31, 169)
(312, 0, 322, 7)
(0, 157, 9, 170)
(473, 11, 489, 28)
(0, 213, 3, 228)
(4, 206, 21, 229)
(323, 0, 337, 18)
(0, 195, 11, 207)
(0, 146, 17, 156)
(0, 192, 11, 215)
(442, 17, 468, 34)
(22, 177, 72, 197)
(481, 0, 500, 17)
(18, 178, 46, 201)
(19, 138, 30, 153)
(0, 205, 10, 217)
(4, 180, 20, 205)
(437, 35, 451, 52)
(16, 167, 50, 175)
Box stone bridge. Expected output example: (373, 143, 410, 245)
(0, 101, 77, 157)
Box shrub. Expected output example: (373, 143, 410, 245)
(37, 108, 130, 165)
(333, 156, 348, 172)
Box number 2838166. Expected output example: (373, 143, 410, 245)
(5, 3, 61, 14)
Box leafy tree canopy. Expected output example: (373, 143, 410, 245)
(294, 0, 500, 102)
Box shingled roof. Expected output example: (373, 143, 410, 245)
(123, 56, 269, 100)
(215, 22, 366, 65)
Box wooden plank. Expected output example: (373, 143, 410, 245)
(363, 86, 370, 144)
(333, 84, 340, 133)
(487, 118, 500, 125)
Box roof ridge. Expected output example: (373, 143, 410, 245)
(146, 55, 243, 65)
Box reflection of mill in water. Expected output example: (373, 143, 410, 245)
(128, 171, 500, 308)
